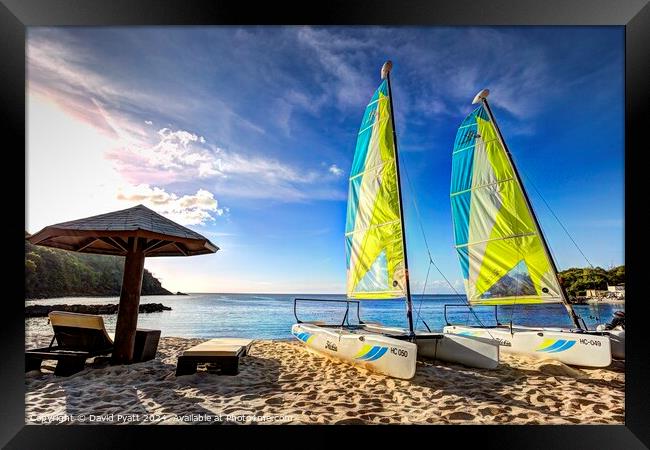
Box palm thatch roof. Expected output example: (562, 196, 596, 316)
(27, 204, 218, 257)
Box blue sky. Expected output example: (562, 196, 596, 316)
(26, 26, 624, 294)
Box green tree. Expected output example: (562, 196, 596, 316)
(25, 236, 172, 299)
(558, 265, 624, 298)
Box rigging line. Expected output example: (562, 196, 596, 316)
(414, 260, 432, 330)
(509, 129, 522, 328)
(398, 159, 433, 263)
(509, 207, 520, 328)
(519, 169, 594, 269)
(512, 147, 521, 326)
(393, 150, 437, 332)
(397, 151, 495, 338)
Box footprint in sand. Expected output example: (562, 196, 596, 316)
(335, 418, 366, 425)
(331, 402, 353, 408)
(41, 392, 64, 399)
(478, 406, 501, 417)
(265, 397, 283, 405)
(590, 403, 609, 415)
(446, 411, 475, 421)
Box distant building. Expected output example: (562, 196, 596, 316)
(585, 289, 607, 298)
(607, 284, 625, 298)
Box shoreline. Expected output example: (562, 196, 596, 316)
(585, 299, 625, 305)
(25, 333, 625, 425)
(570, 299, 625, 305)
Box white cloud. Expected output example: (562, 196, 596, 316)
(153, 128, 216, 170)
(292, 27, 553, 124)
(27, 30, 266, 147)
(107, 125, 224, 183)
(107, 124, 343, 202)
(28, 27, 557, 209)
(219, 151, 316, 183)
(116, 184, 223, 225)
(286, 89, 322, 115)
(397, 27, 551, 120)
(27, 30, 348, 204)
(296, 27, 373, 109)
(328, 164, 344, 177)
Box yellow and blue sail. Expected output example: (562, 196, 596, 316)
(345, 80, 406, 299)
(450, 105, 562, 306)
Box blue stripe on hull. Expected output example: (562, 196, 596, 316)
(357, 346, 382, 361)
(366, 347, 388, 361)
(548, 341, 576, 353)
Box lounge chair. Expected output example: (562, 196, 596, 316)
(175, 338, 254, 376)
(25, 312, 162, 376)
(25, 311, 114, 376)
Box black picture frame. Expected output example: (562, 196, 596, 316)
(2, 0, 647, 447)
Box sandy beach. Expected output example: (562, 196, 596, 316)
(25, 333, 624, 425)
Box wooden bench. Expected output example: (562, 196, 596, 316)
(26, 348, 108, 376)
(175, 338, 254, 376)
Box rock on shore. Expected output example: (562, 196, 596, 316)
(25, 303, 171, 317)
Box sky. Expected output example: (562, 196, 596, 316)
(26, 26, 624, 294)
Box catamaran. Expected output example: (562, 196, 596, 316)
(442, 89, 614, 367)
(291, 62, 500, 379)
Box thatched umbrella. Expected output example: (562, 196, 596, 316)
(27, 204, 218, 363)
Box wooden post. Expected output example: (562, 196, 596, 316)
(112, 237, 146, 364)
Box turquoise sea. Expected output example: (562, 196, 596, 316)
(25, 294, 625, 340)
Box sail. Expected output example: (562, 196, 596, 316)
(450, 104, 563, 306)
(345, 80, 406, 299)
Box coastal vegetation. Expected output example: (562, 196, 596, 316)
(25, 236, 171, 299)
(558, 265, 625, 298)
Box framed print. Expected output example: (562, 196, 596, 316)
(2, 0, 648, 447)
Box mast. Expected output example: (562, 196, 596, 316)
(382, 60, 415, 336)
(474, 90, 584, 330)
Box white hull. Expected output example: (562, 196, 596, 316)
(595, 325, 625, 359)
(501, 323, 624, 361)
(417, 332, 500, 369)
(443, 325, 612, 367)
(606, 329, 625, 360)
(363, 324, 499, 369)
(292, 322, 500, 378)
(291, 323, 417, 379)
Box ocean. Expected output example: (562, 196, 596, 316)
(25, 294, 625, 340)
